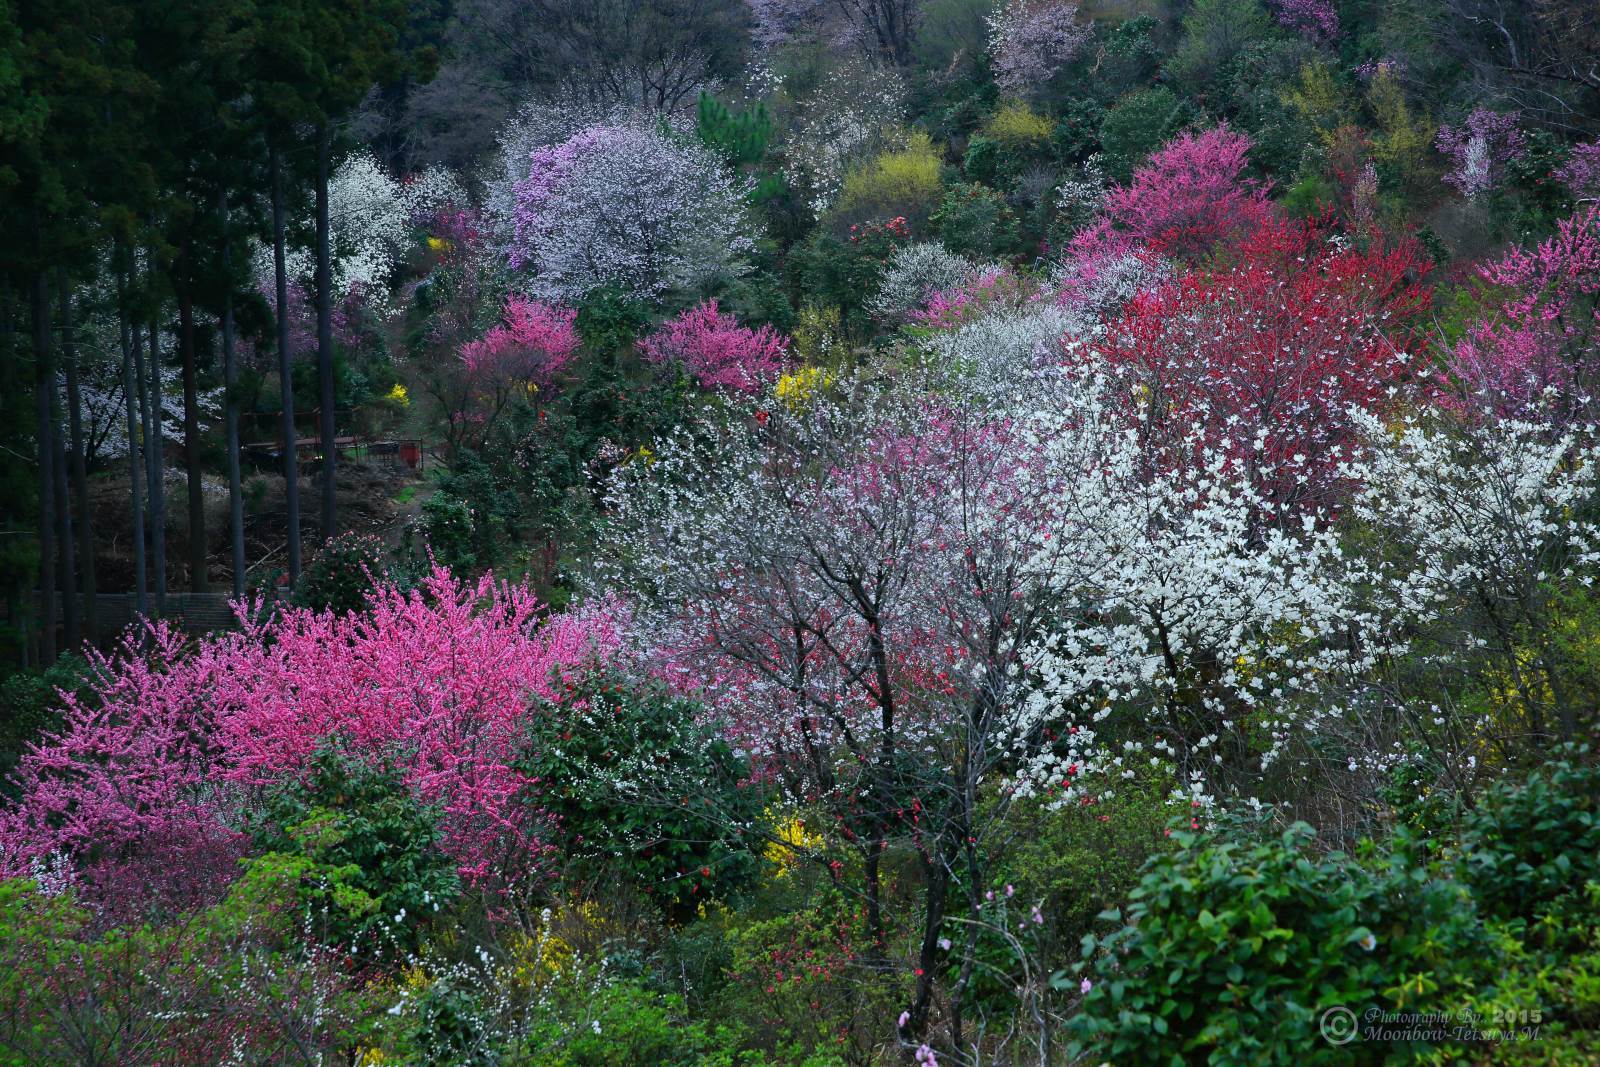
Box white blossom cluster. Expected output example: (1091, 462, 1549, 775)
(781, 60, 906, 217)
(870, 241, 993, 323)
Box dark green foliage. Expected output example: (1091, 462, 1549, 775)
(291, 531, 390, 614)
(413, 490, 479, 574)
(931, 183, 1019, 258)
(0, 654, 90, 798)
(574, 286, 653, 354)
(1066, 823, 1490, 1065)
(520, 671, 767, 916)
(251, 743, 461, 957)
(785, 221, 909, 340)
(1456, 751, 1600, 928)
(1100, 87, 1195, 181)
(1050, 98, 1106, 164)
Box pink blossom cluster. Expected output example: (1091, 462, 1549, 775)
(909, 268, 1040, 330)
(1270, 0, 1338, 43)
(1436, 109, 1525, 200)
(0, 568, 625, 908)
(639, 300, 791, 393)
(1556, 141, 1600, 201)
(1447, 205, 1600, 422)
(460, 294, 579, 387)
(1070, 125, 1274, 263)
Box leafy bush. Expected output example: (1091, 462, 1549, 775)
(0, 655, 89, 798)
(251, 744, 462, 957)
(1099, 87, 1194, 180)
(512, 979, 766, 1067)
(1456, 752, 1600, 927)
(931, 183, 1020, 258)
(1066, 823, 1490, 1065)
(292, 532, 391, 615)
(521, 671, 766, 916)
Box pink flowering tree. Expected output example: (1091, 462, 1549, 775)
(985, 0, 1090, 98)
(0, 623, 241, 915)
(0, 568, 625, 912)
(1446, 205, 1600, 424)
(436, 294, 579, 458)
(638, 300, 791, 393)
(1069, 125, 1275, 263)
(1436, 108, 1526, 200)
(1269, 0, 1338, 43)
(1556, 140, 1600, 202)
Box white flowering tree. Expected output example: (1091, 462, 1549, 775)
(508, 122, 756, 301)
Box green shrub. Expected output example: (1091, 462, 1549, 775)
(1457, 752, 1600, 928)
(511, 979, 766, 1066)
(251, 744, 461, 958)
(1066, 823, 1490, 1065)
(520, 671, 767, 916)
(0, 654, 90, 798)
(292, 532, 391, 615)
(931, 183, 1019, 258)
(1099, 87, 1194, 181)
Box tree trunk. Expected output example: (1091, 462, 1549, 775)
(315, 123, 337, 543)
(220, 192, 245, 599)
(148, 314, 167, 613)
(54, 422, 78, 651)
(32, 270, 57, 664)
(179, 284, 208, 592)
(60, 269, 96, 641)
(118, 258, 148, 618)
(271, 143, 302, 581)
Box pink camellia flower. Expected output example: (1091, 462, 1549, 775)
(898, 1011, 910, 1030)
(1080, 977, 1093, 994)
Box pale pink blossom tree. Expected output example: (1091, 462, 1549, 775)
(1436, 109, 1526, 200)
(1446, 205, 1600, 423)
(985, 0, 1090, 98)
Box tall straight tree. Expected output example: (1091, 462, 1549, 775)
(315, 122, 336, 541)
(30, 268, 56, 664)
(146, 309, 166, 611)
(268, 146, 301, 581)
(117, 257, 148, 617)
(219, 194, 245, 598)
(59, 269, 95, 638)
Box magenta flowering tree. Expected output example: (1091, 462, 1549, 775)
(0, 623, 241, 914)
(0, 568, 626, 910)
(1069, 125, 1274, 263)
(435, 294, 580, 457)
(1446, 205, 1600, 423)
(1436, 108, 1526, 200)
(985, 0, 1090, 98)
(509, 123, 755, 301)
(1269, 0, 1338, 43)
(638, 300, 791, 393)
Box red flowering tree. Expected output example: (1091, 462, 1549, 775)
(1090, 219, 1432, 515)
(639, 300, 791, 393)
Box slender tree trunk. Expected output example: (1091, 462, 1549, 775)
(179, 283, 208, 593)
(315, 123, 337, 543)
(148, 313, 167, 613)
(59, 269, 96, 642)
(271, 143, 302, 581)
(31, 269, 57, 664)
(132, 289, 156, 612)
(54, 421, 78, 651)
(118, 258, 148, 618)
(220, 192, 245, 599)
(1, 284, 22, 665)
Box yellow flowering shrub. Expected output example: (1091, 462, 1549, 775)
(385, 382, 409, 406)
(835, 131, 943, 224)
(984, 101, 1054, 145)
(775, 366, 833, 413)
(762, 810, 824, 877)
